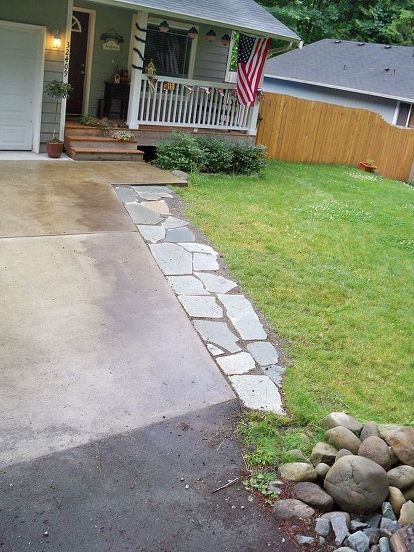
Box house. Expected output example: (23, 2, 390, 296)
(0, 0, 299, 156)
(264, 39, 414, 127)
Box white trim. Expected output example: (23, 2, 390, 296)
(127, 11, 148, 129)
(263, 74, 414, 104)
(60, 0, 74, 140)
(225, 31, 235, 82)
(0, 20, 46, 153)
(392, 101, 400, 125)
(73, 6, 96, 115)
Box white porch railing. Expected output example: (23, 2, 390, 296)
(137, 75, 252, 132)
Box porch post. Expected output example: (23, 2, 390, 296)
(127, 11, 148, 129)
(59, 0, 74, 142)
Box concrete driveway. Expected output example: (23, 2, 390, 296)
(0, 162, 293, 551)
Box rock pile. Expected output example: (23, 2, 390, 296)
(272, 413, 414, 551)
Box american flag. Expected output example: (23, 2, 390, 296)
(236, 34, 270, 106)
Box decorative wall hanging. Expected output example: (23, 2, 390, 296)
(206, 30, 217, 42)
(101, 28, 124, 51)
(187, 26, 198, 40)
(145, 59, 156, 76)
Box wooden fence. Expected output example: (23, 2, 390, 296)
(257, 93, 414, 182)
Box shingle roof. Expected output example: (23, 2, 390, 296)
(264, 39, 414, 102)
(110, 0, 300, 41)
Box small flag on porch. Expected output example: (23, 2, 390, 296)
(236, 34, 270, 106)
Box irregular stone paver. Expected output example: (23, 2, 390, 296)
(247, 342, 279, 366)
(229, 375, 284, 413)
(133, 186, 173, 196)
(179, 243, 216, 254)
(163, 217, 188, 229)
(149, 243, 192, 275)
(125, 203, 163, 225)
(137, 225, 166, 243)
(143, 200, 170, 215)
(217, 352, 256, 375)
(136, 192, 163, 201)
(165, 228, 195, 243)
(262, 365, 285, 386)
(193, 320, 241, 353)
(178, 296, 223, 318)
(217, 294, 267, 340)
(206, 343, 224, 356)
(115, 186, 137, 203)
(166, 275, 209, 296)
(193, 253, 219, 271)
(195, 272, 237, 294)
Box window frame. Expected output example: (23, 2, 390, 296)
(395, 101, 414, 129)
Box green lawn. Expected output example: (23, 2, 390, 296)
(177, 161, 414, 425)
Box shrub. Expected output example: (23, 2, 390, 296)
(155, 132, 205, 173)
(230, 142, 267, 175)
(195, 136, 233, 174)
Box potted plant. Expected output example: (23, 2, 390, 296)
(358, 159, 377, 173)
(45, 80, 72, 158)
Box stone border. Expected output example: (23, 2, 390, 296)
(115, 184, 285, 414)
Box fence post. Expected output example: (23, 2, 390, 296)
(127, 11, 148, 130)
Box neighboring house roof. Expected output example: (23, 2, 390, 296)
(264, 39, 414, 103)
(106, 0, 301, 42)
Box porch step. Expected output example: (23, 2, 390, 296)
(65, 134, 139, 151)
(66, 146, 144, 161)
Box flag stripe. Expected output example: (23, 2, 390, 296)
(236, 34, 270, 106)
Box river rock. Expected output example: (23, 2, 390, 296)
(382, 501, 397, 521)
(336, 449, 354, 461)
(385, 428, 414, 467)
(378, 537, 391, 552)
(279, 462, 317, 482)
(403, 484, 414, 500)
(316, 462, 331, 482)
(324, 412, 363, 435)
(358, 436, 391, 470)
(387, 465, 414, 490)
(326, 427, 362, 454)
(321, 511, 351, 526)
(398, 500, 414, 526)
(330, 512, 350, 545)
(347, 530, 370, 552)
(324, 456, 389, 514)
(294, 482, 334, 511)
(296, 535, 314, 545)
(378, 424, 404, 441)
(360, 422, 381, 441)
(272, 499, 315, 521)
(315, 517, 331, 536)
(388, 486, 406, 516)
(311, 442, 338, 466)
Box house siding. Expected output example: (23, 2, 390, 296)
(193, 24, 231, 82)
(0, 0, 68, 149)
(263, 77, 398, 123)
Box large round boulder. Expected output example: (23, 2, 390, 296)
(324, 455, 388, 514)
(272, 499, 315, 521)
(388, 486, 406, 516)
(385, 428, 414, 467)
(279, 462, 317, 482)
(360, 422, 381, 441)
(358, 436, 391, 470)
(324, 412, 363, 435)
(326, 426, 361, 454)
(310, 442, 338, 466)
(387, 465, 414, 490)
(293, 481, 334, 511)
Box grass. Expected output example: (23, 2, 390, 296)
(177, 161, 414, 426)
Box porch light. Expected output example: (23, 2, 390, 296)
(52, 29, 62, 49)
(206, 29, 216, 42)
(159, 20, 170, 33)
(187, 26, 198, 40)
(221, 33, 231, 46)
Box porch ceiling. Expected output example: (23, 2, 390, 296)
(88, 0, 301, 42)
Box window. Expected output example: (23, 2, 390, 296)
(143, 24, 193, 78)
(396, 102, 414, 128)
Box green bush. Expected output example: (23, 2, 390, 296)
(155, 132, 267, 175)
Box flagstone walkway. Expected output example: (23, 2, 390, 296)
(115, 184, 285, 414)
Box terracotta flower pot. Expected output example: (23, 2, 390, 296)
(358, 161, 377, 173)
(46, 141, 64, 159)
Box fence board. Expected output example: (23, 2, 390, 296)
(257, 93, 414, 182)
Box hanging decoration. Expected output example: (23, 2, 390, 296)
(217, 89, 225, 97)
(159, 20, 170, 33)
(145, 59, 156, 76)
(221, 34, 231, 47)
(200, 86, 211, 95)
(206, 30, 217, 42)
(187, 26, 198, 40)
(163, 81, 176, 91)
(131, 21, 147, 71)
(148, 77, 158, 93)
(184, 85, 194, 95)
(101, 28, 124, 50)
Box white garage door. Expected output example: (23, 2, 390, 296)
(0, 22, 43, 150)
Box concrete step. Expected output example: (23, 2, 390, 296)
(65, 135, 138, 151)
(66, 146, 144, 161)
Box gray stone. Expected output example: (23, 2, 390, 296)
(331, 513, 350, 546)
(385, 428, 414, 467)
(399, 500, 414, 526)
(360, 422, 381, 441)
(193, 252, 219, 271)
(143, 200, 170, 215)
(137, 224, 166, 243)
(206, 343, 224, 357)
(229, 375, 284, 413)
(246, 341, 279, 366)
(261, 364, 285, 386)
(178, 295, 223, 318)
(334, 548, 355, 552)
(315, 517, 331, 537)
(359, 436, 391, 470)
(268, 480, 283, 495)
(324, 456, 389, 514)
(287, 449, 308, 462)
(347, 530, 370, 552)
(136, 192, 163, 201)
(294, 482, 334, 511)
(387, 466, 414, 490)
(217, 294, 267, 340)
(388, 486, 406, 516)
(162, 216, 188, 229)
(324, 412, 363, 435)
(125, 202, 164, 225)
(362, 527, 380, 545)
(336, 449, 354, 461)
(382, 502, 397, 521)
(195, 272, 237, 293)
(311, 442, 338, 466)
(326, 426, 362, 454)
(180, 244, 217, 254)
(279, 463, 317, 482)
(133, 185, 173, 196)
(319, 536, 326, 545)
(351, 520, 369, 532)
(296, 535, 315, 546)
(378, 425, 405, 441)
(192, 320, 241, 353)
(370, 546, 380, 552)
(361, 513, 382, 528)
(321, 511, 351, 526)
(380, 517, 398, 533)
(165, 227, 195, 243)
(316, 462, 331, 483)
(216, 352, 255, 375)
(378, 537, 391, 552)
(272, 499, 315, 521)
(114, 186, 137, 202)
(171, 169, 188, 181)
(149, 243, 192, 275)
(166, 275, 209, 296)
